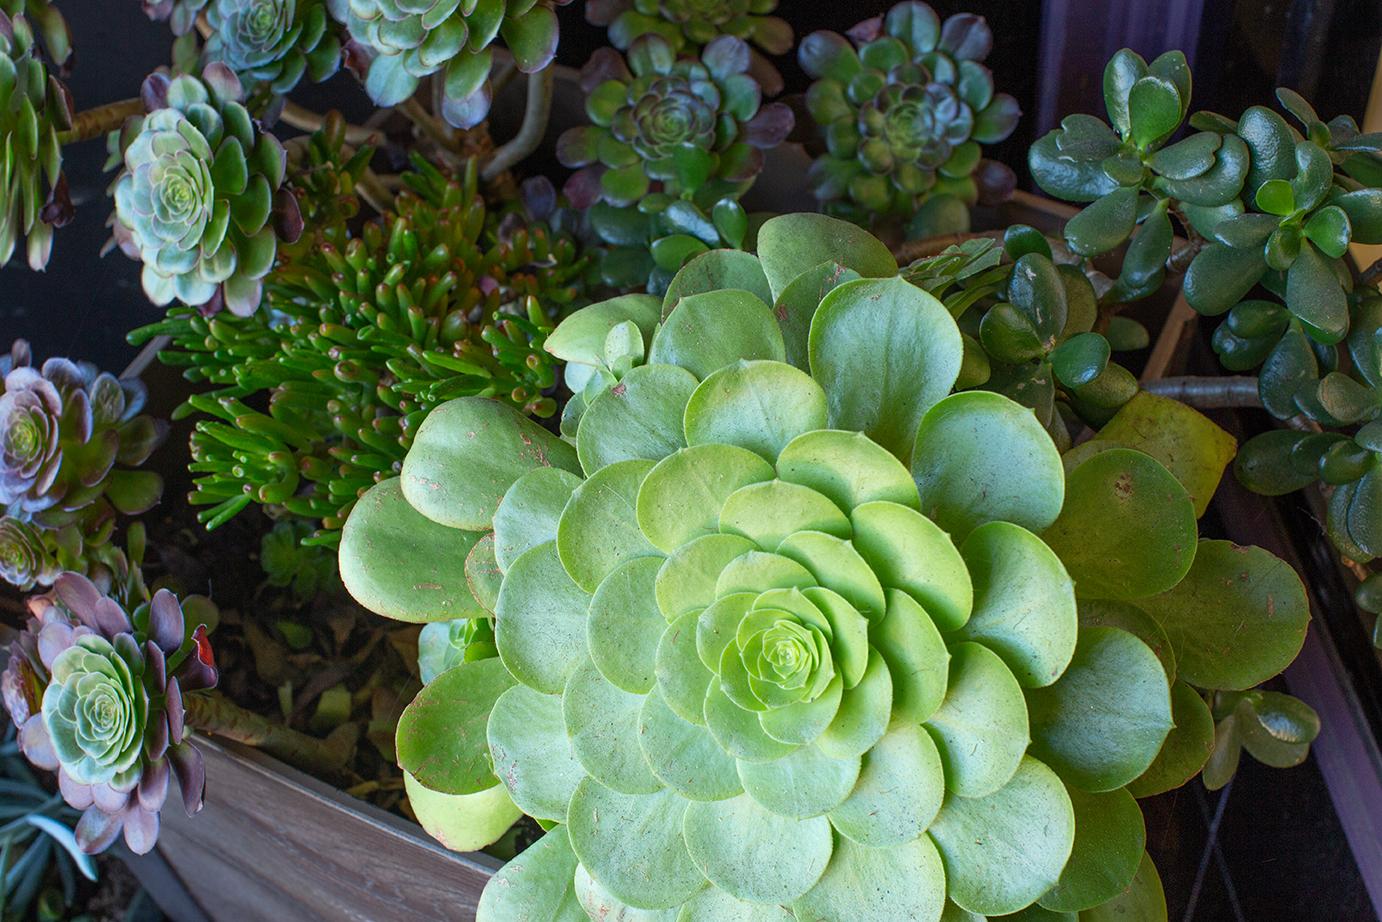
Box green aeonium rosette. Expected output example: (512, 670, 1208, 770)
(327, 0, 568, 128)
(203, 0, 342, 96)
(337, 214, 1314, 919)
(800, 2, 1021, 237)
(109, 64, 301, 315)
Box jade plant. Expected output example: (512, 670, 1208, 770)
(108, 64, 302, 315)
(0, 2, 74, 270)
(2, 570, 219, 854)
(558, 33, 793, 292)
(326, 0, 567, 128)
(0, 339, 167, 592)
(129, 145, 588, 547)
(799, 1, 1021, 238)
(338, 214, 1313, 920)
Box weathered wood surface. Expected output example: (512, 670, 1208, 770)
(156, 735, 500, 921)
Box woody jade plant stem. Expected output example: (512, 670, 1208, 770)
(482, 66, 553, 181)
(184, 691, 357, 777)
(1142, 375, 1262, 409)
(59, 98, 144, 143)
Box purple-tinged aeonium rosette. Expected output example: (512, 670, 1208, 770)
(0, 339, 168, 591)
(2, 572, 219, 854)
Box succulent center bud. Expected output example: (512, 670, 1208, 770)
(4, 412, 42, 460)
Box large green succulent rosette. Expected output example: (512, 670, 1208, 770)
(339, 215, 1311, 920)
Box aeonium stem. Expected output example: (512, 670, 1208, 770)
(279, 101, 380, 148)
(58, 98, 144, 144)
(482, 66, 554, 181)
(183, 690, 357, 777)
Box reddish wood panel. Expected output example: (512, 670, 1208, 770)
(157, 735, 500, 921)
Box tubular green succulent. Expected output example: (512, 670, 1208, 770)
(0, 5, 74, 270)
(558, 34, 792, 291)
(203, 0, 342, 96)
(339, 214, 1312, 921)
(129, 150, 588, 546)
(110, 65, 301, 316)
(326, 0, 568, 128)
(800, 2, 1021, 237)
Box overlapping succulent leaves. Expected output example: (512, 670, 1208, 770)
(110, 65, 301, 315)
(586, 0, 793, 96)
(128, 149, 587, 545)
(0, 340, 167, 592)
(337, 214, 1311, 920)
(0, 2, 74, 270)
(1032, 52, 1382, 565)
(1030, 48, 1255, 305)
(558, 34, 793, 292)
(326, 0, 566, 129)
(3, 572, 219, 855)
(203, 0, 342, 97)
(142, 0, 211, 36)
(799, 2, 1020, 238)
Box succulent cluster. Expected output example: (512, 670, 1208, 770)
(559, 34, 792, 291)
(203, 0, 343, 97)
(326, 0, 567, 128)
(338, 213, 1311, 919)
(1033, 49, 1382, 572)
(0, 2, 74, 270)
(109, 65, 302, 316)
(2, 572, 219, 855)
(0, 340, 167, 592)
(587, 0, 793, 94)
(130, 149, 588, 546)
(800, 2, 1021, 238)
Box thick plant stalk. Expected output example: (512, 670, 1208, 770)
(184, 691, 355, 777)
(398, 96, 460, 153)
(279, 102, 379, 147)
(482, 66, 554, 181)
(59, 99, 144, 143)
(1143, 375, 1262, 408)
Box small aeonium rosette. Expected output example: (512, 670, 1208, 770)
(3, 573, 219, 855)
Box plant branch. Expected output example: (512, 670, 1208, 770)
(58, 99, 144, 143)
(184, 691, 356, 777)
(354, 168, 396, 215)
(397, 95, 459, 153)
(482, 66, 554, 181)
(1361, 256, 1382, 288)
(1142, 375, 1262, 408)
(279, 101, 379, 147)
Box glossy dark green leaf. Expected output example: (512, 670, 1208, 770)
(1303, 205, 1352, 258)
(1237, 105, 1297, 197)
(1258, 321, 1320, 418)
(1127, 76, 1182, 148)
(1285, 240, 1348, 343)
(1028, 131, 1122, 203)
(1064, 187, 1139, 257)
(1183, 241, 1267, 316)
(1050, 333, 1111, 388)
(1102, 49, 1147, 137)
(1233, 430, 1318, 495)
